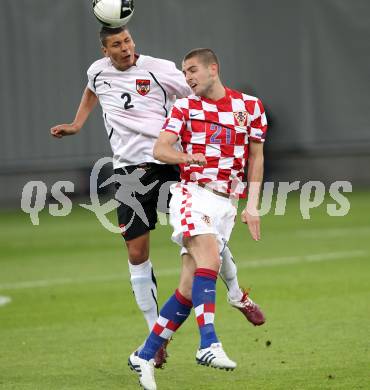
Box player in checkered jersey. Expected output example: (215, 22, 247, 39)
(128, 48, 267, 389)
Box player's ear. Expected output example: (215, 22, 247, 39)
(210, 63, 218, 77)
(101, 46, 109, 57)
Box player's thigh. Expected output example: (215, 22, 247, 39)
(215, 202, 238, 248)
(115, 165, 162, 240)
(116, 198, 157, 241)
(183, 233, 220, 272)
(153, 164, 180, 213)
(169, 184, 216, 248)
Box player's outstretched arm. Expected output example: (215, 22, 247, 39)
(241, 142, 264, 241)
(153, 132, 206, 166)
(50, 87, 98, 138)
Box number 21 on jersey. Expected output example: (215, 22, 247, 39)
(208, 123, 233, 145)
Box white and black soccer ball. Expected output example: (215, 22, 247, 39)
(93, 0, 135, 28)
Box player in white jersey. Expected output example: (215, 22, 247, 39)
(50, 27, 263, 369)
(129, 48, 268, 389)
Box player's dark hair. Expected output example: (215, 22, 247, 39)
(99, 25, 129, 47)
(183, 48, 220, 72)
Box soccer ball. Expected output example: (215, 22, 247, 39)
(93, 0, 135, 28)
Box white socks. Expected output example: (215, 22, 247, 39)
(219, 246, 243, 301)
(128, 259, 159, 332)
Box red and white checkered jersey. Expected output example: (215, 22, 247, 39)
(162, 87, 268, 197)
(87, 55, 191, 168)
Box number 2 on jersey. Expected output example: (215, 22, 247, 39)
(121, 93, 134, 110)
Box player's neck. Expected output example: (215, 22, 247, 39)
(203, 81, 226, 101)
(110, 54, 139, 72)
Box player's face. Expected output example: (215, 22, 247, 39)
(102, 30, 136, 71)
(182, 57, 217, 97)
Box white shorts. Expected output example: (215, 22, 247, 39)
(169, 182, 237, 252)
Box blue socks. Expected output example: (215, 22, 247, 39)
(138, 267, 220, 360)
(193, 268, 219, 349)
(139, 289, 192, 361)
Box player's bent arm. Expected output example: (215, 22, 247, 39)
(50, 88, 98, 138)
(241, 141, 264, 241)
(153, 132, 206, 166)
(153, 132, 188, 164)
(72, 87, 98, 129)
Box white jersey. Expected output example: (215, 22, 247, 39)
(87, 54, 191, 168)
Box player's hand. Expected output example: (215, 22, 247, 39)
(50, 123, 80, 138)
(184, 153, 207, 166)
(241, 208, 261, 241)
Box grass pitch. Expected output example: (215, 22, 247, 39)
(0, 191, 369, 389)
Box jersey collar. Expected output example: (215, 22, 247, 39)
(200, 87, 230, 104)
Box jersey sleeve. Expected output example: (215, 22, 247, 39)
(159, 61, 192, 98)
(248, 99, 268, 142)
(161, 101, 186, 137)
(86, 67, 96, 92)
(86, 58, 107, 93)
(168, 67, 192, 98)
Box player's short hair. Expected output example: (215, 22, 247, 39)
(183, 48, 220, 72)
(100, 26, 129, 47)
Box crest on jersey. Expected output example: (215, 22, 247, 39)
(136, 79, 151, 96)
(233, 111, 248, 127)
(201, 215, 211, 226)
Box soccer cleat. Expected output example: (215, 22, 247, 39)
(153, 339, 169, 369)
(196, 342, 237, 370)
(128, 352, 157, 390)
(227, 288, 265, 326)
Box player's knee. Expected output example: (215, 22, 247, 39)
(212, 257, 221, 271)
(193, 257, 220, 273)
(200, 255, 221, 272)
(178, 285, 192, 302)
(126, 241, 149, 263)
(127, 251, 149, 264)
